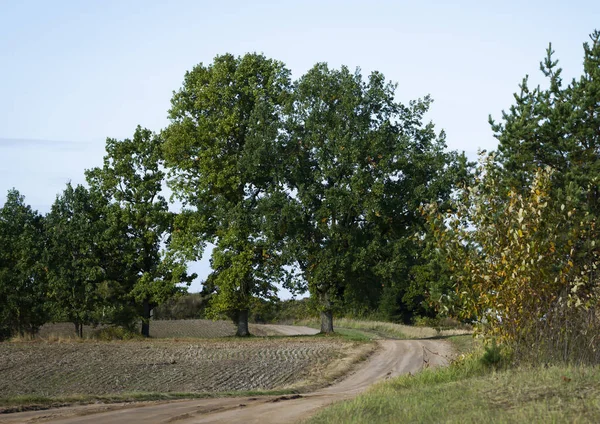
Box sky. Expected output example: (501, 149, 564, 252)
(1, 0, 598, 293)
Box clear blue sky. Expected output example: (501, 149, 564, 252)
(1, 0, 598, 292)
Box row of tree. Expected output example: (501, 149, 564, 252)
(162, 55, 470, 334)
(1, 54, 469, 338)
(0, 128, 194, 339)
(7, 29, 595, 342)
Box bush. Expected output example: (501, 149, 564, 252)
(480, 339, 506, 367)
(92, 326, 142, 341)
(153, 293, 207, 320)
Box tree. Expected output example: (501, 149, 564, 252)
(45, 183, 110, 337)
(163, 53, 291, 336)
(492, 30, 600, 215)
(487, 30, 600, 339)
(0, 189, 48, 339)
(86, 126, 194, 337)
(425, 156, 599, 363)
(283, 64, 467, 331)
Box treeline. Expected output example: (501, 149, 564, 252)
(0, 129, 195, 340)
(0, 54, 469, 339)
(153, 294, 312, 324)
(3, 30, 598, 347)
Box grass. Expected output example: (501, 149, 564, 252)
(0, 388, 299, 413)
(307, 335, 600, 423)
(447, 334, 477, 355)
(312, 327, 380, 342)
(297, 317, 471, 340)
(307, 362, 600, 423)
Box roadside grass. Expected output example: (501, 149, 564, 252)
(446, 334, 477, 355)
(307, 362, 600, 423)
(0, 389, 297, 413)
(307, 335, 600, 423)
(297, 317, 471, 339)
(312, 328, 380, 342)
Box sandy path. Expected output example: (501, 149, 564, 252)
(258, 324, 320, 336)
(0, 337, 452, 424)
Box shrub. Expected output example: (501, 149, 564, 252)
(92, 326, 142, 341)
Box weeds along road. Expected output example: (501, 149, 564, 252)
(1, 328, 452, 424)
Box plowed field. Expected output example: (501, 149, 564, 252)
(0, 338, 354, 400)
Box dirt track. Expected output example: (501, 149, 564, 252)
(259, 324, 320, 336)
(0, 333, 452, 424)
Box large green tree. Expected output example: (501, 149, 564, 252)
(86, 126, 193, 337)
(45, 183, 110, 337)
(283, 64, 467, 331)
(163, 53, 291, 336)
(0, 189, 48, 339)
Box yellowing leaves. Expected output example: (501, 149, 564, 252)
(425, 160, 597, 344)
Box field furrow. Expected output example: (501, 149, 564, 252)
(0, 339, 350, 399)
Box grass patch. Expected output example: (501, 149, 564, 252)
(298, 317, 472, 340)
(447, 334, 477, 355)
(0, 389, 298, 413)
(311, 328, 379, 342)
(307, 348, 600, 423)
(297, 318, 410, 339)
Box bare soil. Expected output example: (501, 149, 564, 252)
(0, 337, 350, 399)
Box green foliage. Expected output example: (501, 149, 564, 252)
(480, 338, 506, 368)
(0, 189, 49, 339)
(426, 159, 595, 345)
(92, 326, 142, 341)
(86, 126, 195, 335)
(164, 53, 292, 334)
(492, 30, 600, 208)
(274, 298, 316, 322)
(153, 293, 207, 320)
(282, 64, 469, 328)
(45, 183, 111, 336)
(425, 31, 600, 363)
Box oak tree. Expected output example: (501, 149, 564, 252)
(164, 53, 291, 336)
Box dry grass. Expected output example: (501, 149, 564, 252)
(297, 318, 471, 339)
(36, 320, 290, 340)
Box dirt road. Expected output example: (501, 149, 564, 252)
(0, 337, 452, 424)
(257, 324, 320, 336)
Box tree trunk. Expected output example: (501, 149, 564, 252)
(319, 291, 334, 334)
(141, 298, 151, 337)
(74, 322, 83, 338)
(320, 309, 334, 334)
(236, 309, 250, 337)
